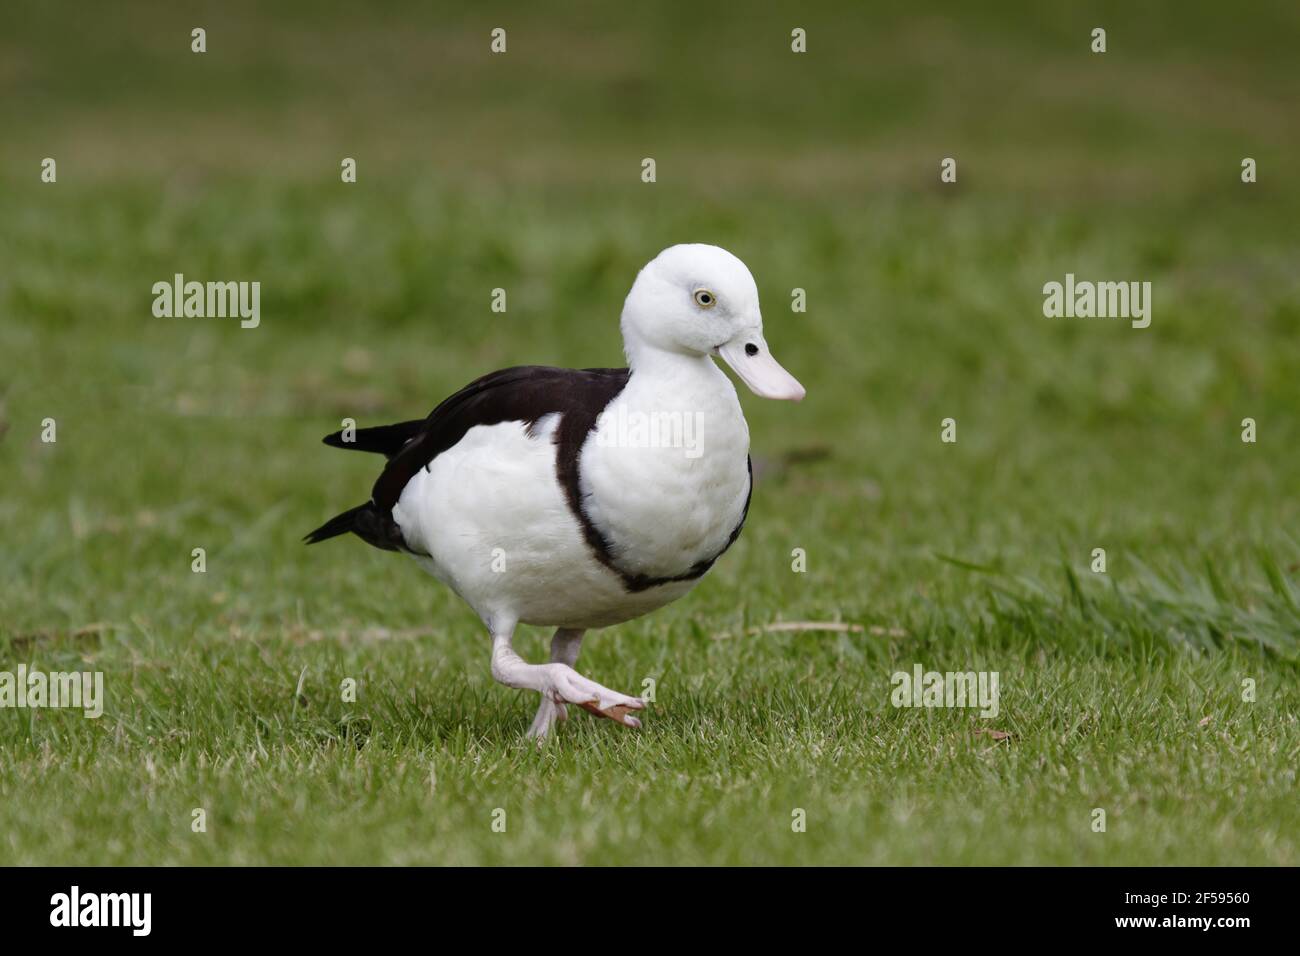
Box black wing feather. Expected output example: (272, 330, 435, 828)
(370, 366, 630, 511)
(308, 366, 630, 553)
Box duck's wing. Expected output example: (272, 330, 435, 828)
(307, 365, 630, 552)
(371, 365, 630, 512)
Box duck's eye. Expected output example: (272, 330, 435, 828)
(693, 289, 717, 308)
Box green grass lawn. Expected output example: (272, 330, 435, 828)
(1, 1, 1298, 865)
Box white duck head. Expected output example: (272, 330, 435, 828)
(620, 244, 806, 401)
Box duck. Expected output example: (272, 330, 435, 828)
(306, 244, 805, 738)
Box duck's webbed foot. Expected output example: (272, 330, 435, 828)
(491, 626, 645, 739)
(545, 665, 645, 729)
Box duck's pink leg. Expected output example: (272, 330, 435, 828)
(488, 626, 645, 739)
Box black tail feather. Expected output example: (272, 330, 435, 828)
(323, 420, 423, 458)
(304, 502, 405, 552)
(304, 504, 370, 545)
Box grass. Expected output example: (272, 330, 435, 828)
(1, 0, 1298, 865)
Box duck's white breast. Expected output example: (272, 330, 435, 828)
(579, 361, 751, 580)
(391, 414, 700, 629)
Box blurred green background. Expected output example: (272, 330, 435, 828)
(1, 1, 1297, 865)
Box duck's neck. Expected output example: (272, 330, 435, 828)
(624, 340, 734, 408)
